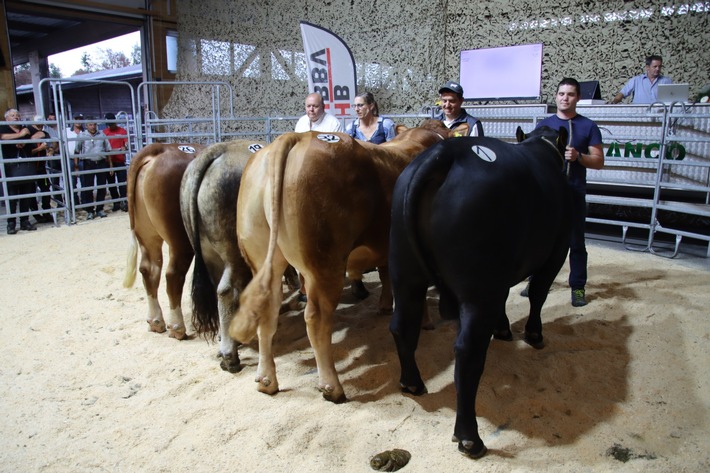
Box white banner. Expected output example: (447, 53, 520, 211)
(299, 21, 357, 118)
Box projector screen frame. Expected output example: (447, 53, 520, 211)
(459, 43, 544, 102)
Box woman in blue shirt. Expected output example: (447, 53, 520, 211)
(346, 92, 396, 144)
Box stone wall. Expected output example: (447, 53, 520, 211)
(164, 0, 709, 119)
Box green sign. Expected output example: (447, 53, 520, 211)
(606, 142, 686, 160)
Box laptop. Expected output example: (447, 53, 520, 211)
(579, 80, 602, 100)
(656, 83, 689, 104)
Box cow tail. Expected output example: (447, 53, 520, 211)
(123, 145, 158, 289)
(256, 133, 301, 293)
(401, 143, 453, 286)
(185, 145, 225, 338)
(123, 230, 138, 288)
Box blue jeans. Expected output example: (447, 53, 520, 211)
(568, 185, 588, 290)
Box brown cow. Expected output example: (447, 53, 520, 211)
(123, 143, 204, 338)
(230, 120, 462, 403)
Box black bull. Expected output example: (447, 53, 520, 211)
(388, 126, 571, 459)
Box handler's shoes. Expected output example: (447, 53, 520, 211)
(97, 211, 108, 218)
(87, 212, 95, 220)
(7, 224, 17, 235)
(20, 221, 37, 231)
(571, 288, 587, 307)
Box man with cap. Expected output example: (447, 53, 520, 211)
(435, 81, 484, 137)
(102, 112, 129, 211)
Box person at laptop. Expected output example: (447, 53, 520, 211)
(610, 55, 672, 104)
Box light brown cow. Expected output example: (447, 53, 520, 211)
(230, 120, 461, 403)
(123, 143, 204, 338)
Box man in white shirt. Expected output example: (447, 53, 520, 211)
(294, 93, 343, 133)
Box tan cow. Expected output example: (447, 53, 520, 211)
(230, 120, 462, 403)
(123, 143, 204, 338)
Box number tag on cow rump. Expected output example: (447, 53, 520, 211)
(471, 145, 497, 162)
(178, 145, 196, 154)
(248, 143, 263, 153)
(316, 134, 340, 143)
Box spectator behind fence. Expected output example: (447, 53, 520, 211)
(294, 92, 343, 133)
(44, 112, 59, 140)
(345, 92, 396, 144)
(28, 115, 54, 223)
(66, 114, 84, 205)
(103, 112, 129, 212)
(1, 109, 37, 233)
(74, 117, 111, 220)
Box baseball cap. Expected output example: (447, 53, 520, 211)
(438, 81, 464, 96)
(73, 113, 84, 120)
(105, 112, 116, 120)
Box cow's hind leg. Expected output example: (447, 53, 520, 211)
(390, 275, 429, 396)
(452, 297, 501, 459)
(138, 237, 166, 333)
(164, 244, 194, 340)
(253, 266, 287, 395)
(492, 289, 513, 341)
(525, 246, 569, 349)
(376, 266, 394, 315)
(216, 264, 249, 373)
(304, 271, 349, 403)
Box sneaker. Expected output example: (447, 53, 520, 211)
(571, 288, 587, 307)
(520, 283, 529, 297)
(121, 202, 128, 212)
(20, 221, 37, 231)
(87, 212, 95, 220)
(97, 211, 108, 218)
(112, 203, 121, 212)
(7, 224, 17, 235)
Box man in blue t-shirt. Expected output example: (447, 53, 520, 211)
(536, 78, 604, 307)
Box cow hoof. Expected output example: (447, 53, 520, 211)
(400, 383, 427, 396)
(168, 326, 187, 340)
(321, 389, 347, 404)
(524, 332, 545, 349)
(351, 280, 370, 300)
(219, 355, 242, 373)
(147, 320, 166, 333)
(421, 320, 435, 331)
(493, 328, 513, 341)
(256, 376, 279, 395)
(458, 439, 487, 459)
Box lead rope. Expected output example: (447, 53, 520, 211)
(566, 119, 574, 177)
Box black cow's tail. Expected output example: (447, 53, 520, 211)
(400, 142, 453, 287)
(184, 143, 227, 339)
